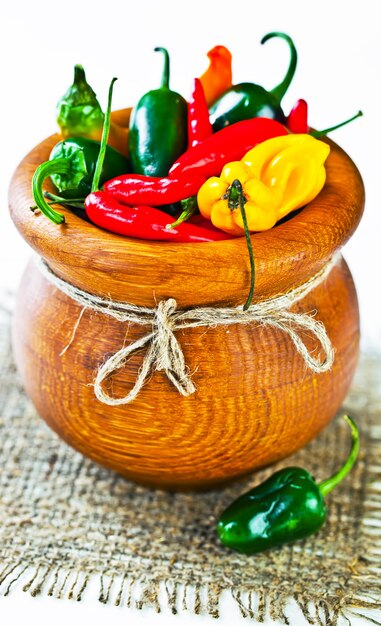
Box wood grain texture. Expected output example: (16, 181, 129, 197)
(8, 115, 365, 490)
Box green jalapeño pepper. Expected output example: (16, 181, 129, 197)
(217, 414, 359, 554)
(128, 47, 188, 176)
(209, 32, 297, 131)
(32, 137, 130, 224)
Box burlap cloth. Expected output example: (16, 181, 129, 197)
(0, 302, 380, 625)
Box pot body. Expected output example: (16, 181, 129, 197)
(12, 255, 359, 490)
(9, 118, 365, 490)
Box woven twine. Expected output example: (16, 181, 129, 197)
(37, 255, 337, 406)
(0, 302, 380, 624)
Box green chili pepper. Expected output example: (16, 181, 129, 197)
(128, 47, 188, 176)
(209, 32, 297, 131)
(217, 414, 359, 554)
(56, 64, 105, 139)
(32, 137, 130, 224)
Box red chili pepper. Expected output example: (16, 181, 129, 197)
(103, 173, 206, 206)
(85, 191, 233, 242)
(287, 99, 309, 133)
(187, 78, 212, 149)
(287, 99, 363, 137)
(169, 117, 288, 179)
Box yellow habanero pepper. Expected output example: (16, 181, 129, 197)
(197, 134, 330, 235)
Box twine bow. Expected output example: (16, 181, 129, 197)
(94, 299, 196, 405)
(38, 256, 338, 406)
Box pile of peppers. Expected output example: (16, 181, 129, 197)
(32, 32, 362, 239)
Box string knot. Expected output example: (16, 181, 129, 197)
(153, 298, 178, 372)
(151, 298, 196, 396)
(92, 296, 196, 406)
(154, 298, 177, 333)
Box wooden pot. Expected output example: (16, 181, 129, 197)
(8, 119, 364, 490)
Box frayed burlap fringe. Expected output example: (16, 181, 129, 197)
(37, 255, 337, 406)
(1, 306, 380, 624)
(0, 560, 380, 624)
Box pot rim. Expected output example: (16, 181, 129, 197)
(8, 119, 365, 308)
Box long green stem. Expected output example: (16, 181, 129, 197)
(229, 179, 255, 310)
(32, 159, 71, 224)
(31, 200, 85, 211)
(262, 32, 297, 104)
(311, 110, 363, 138)
(154, 47, 170, 88)
(91, 77, 117, 192)
(44, 192, 86, 209)
(318, 414, 360, 497)
(44, 191, 86, 204)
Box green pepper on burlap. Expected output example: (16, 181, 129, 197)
(217, 414, 359, 554)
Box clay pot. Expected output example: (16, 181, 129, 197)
(8, 117, 364, 490)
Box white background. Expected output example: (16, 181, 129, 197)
(1, 1, 380, 624)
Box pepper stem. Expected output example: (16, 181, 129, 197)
(44, 192, 86, 204)
(57, 64, 101, 111)
(229, 180, 255, 310)
(318, 414, 360, 497)
(262, 32, 297, 105)
(32, 159, 71, 224)
(154, 47, 170, 88)
(311, 110, 363, 138)
(91, 77, 118, 193)
(73, 64, 87, 85)
(44, 192, 86, 209)
(166, 195, 198, 229)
